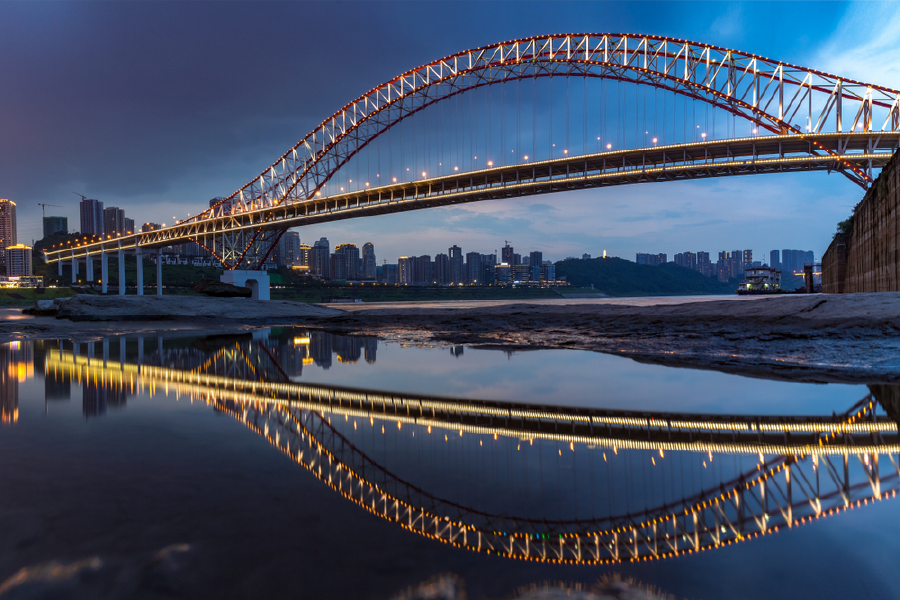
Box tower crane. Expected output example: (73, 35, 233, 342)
(37, 203, 61, 219)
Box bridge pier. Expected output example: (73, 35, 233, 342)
(156, 249, 162, 295)
(70, 251, 78, 284)
(101, 249, 108, 294)
(136, 246, 143, 296)
(118, 242, 125, 295)
(220, 270, 270, 300)
(86, 252, 94, 282)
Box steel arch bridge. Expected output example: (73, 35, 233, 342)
(45, 343, 900, 565)
(45, 33, 900, 273)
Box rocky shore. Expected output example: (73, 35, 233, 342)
(3, 292, 900, 383)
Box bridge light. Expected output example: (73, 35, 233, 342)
(563, 150, 568, 154)
(652, 138, 658, 144)
(392, 177, 397, 182)
(453, 167, 458, 172)
(607, 144, 612, 149)
(524, 155, 528, 161)
(487, 161, 493, 166)
(340, 187, 344, 191)
(701, 133, 707, 139)
(422, 171, 426, 178)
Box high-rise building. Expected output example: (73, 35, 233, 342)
(275, 231, 301, 266)
(142, 222, 161, 232)
(0, 199, 16, 267)
(334, 243, 360, 280)
(636, 253, 667, 266)
(103, 207, 126, 235)
(697, 251, 711, 277)
(433, 253, 450, 286)
(416, 254, 432, 284)
(362, 242, 377, 280)
(481, 253, 497, 285)
(5, 245, 32, 276)
(79, 198, 104, 236)
(465, 252, 483, 285)
(501, 242, 515, 265)
(529, 251, 543, 282)
(769, 250, 780, 270)
(298, 244, 311, 268)
(124, 218, 135, 235)
(42, 216, 67, 239)
(742, 249, 753, 272)
(311, 237, 330, 279)
(398, 257, 413, 284)
(449, 245, 464, 284)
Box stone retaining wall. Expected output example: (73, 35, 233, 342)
(823, 150, 900, 293)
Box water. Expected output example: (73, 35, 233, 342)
(2, 329, 899, 599)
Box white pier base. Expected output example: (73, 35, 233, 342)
(220, 270, 270, 301)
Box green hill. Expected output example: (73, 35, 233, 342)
(554, 257, 738, 297)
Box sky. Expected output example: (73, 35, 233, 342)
(2, 0, 899, 264)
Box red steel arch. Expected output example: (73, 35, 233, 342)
(199, 32, 900, 230)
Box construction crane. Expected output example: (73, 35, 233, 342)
(37, 203, 61, 219)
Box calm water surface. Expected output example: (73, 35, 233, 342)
(1, 328, 898, 599)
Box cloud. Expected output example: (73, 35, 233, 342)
(814, 2, 900, 87)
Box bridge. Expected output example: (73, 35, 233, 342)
(43, 333, 900, 564)
(43, 33, 900, 297)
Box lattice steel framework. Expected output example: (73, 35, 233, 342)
(43, 348, 900, 564)
(186, 33, 900, 268)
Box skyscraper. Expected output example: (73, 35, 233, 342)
(275, 231, 301, 266)
(529, 251, 543, 281)
(103, 207, 126, 235)
(124, 218, 135, 235)
(465, 252, 483, 284)
(311, 237, 330, 279)
(362, 242, 377, 280)
(449, 245, 464, 284)
(0, 199, 16, 267)
(770, 250, 780, 270)
(42, 216, 67, 239)
(501, 241, 514, 265)
(433, 253, 450, 286)
(334, 243, 360, 280)
(79, 198, 104, 236)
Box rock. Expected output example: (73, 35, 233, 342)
(22, 299, 62, 317)
(52, 294, 343, 322)
(190, 278, 252, 298)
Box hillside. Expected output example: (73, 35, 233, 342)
(554, 257, 738, 297)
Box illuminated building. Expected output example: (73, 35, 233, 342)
(635, 253, 666, 266)
(0, 199, 16, 267)
(275, 231, 301, 266)
(311, 238, 330, 279)
(5, 245, 32, 277)
(142, 222, 161, 233)
(79, 198, 104, 235)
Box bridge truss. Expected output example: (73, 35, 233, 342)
(44, 33, 900, 271)
(45, 345, 900, 565)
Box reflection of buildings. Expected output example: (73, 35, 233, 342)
(83, 380, 128, 418)
(1, 341, 32, 423)
(294, 331, 377, 369)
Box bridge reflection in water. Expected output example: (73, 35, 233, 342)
(36, 331, 900, 566)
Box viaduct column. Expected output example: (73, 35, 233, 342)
(70, 250, 77, 284)
(86, 250, 94, 282)
(101, 245, 108, 294)
(136, 246, 143, 296)
(118, 240, 125, 295)
(156, 249, 162, 295)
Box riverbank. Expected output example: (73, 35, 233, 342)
(3, 293, 900, 383)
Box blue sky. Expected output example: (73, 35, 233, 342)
(1, 1, 898, 264)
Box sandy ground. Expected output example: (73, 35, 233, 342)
(3, 293, 900, 383)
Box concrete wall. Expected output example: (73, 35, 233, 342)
(823, 150, 900, 293)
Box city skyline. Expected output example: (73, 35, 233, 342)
(1, 2, 898, 264)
